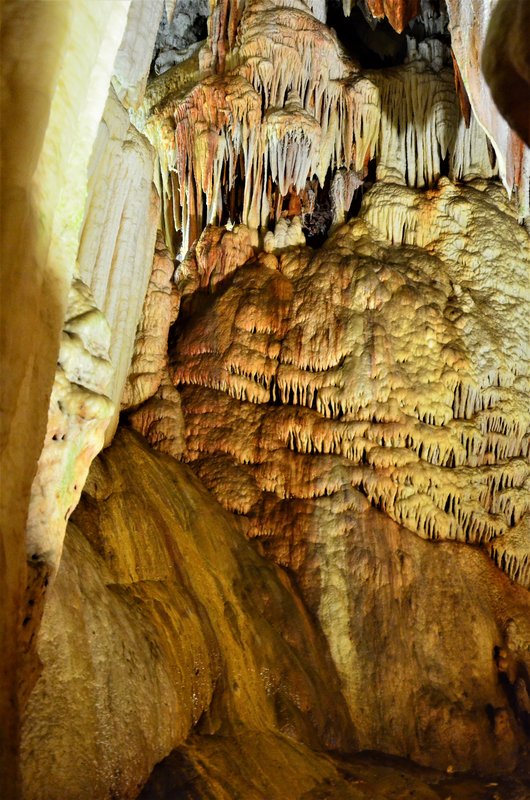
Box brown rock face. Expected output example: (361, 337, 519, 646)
(131, 178, 530, 773)
(8, 1, 530, 797)
(21, 428, 353, 799)
(482, 0, 530, 148)
(122, 234, 179, 410)
(139, 732, 530, 799)
(21, 429, 530, 799)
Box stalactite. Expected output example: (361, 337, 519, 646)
(131, 179, 530, 588)
(138, 0, 503, 256)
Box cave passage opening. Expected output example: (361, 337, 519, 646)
(326, 1, 409, 67)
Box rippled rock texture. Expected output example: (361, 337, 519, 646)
(21, 429, 530, 798)
(131, 177, 530, 773)
(21, 428, 353, 799)
(6, 0, 530, 797)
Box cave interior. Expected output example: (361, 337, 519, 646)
(1, 0, 530, 799)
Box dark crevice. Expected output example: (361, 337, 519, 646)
(151, 3, 210, 78)
(347, 185, 364, 219)
(268, 376, 284, 407)
(494, 646, 530, 736)
(220, 160, 246, 227)
(327, 3, 409, 68)
(303, 176, 334, 247)
(439, 150, 450, 179)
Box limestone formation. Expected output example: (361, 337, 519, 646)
(138, 0, 520, 260)
(1, 2, 133, 790)
(21, 429, 352, 800)
(122, 234, 179, 409)
(137, 180, 530, 587)
(26, 278, 114, 576)
(361, 1, 421, 32)
(446, 0, 530, 217)
(482, 0, 530, 148)
(140, 732, 530, 799)
(130, 176, 530, 771)
(152, 0, 210, 76)
(3, 0, 530, 797)
(77, 87, 160, 439)
(112, 0, 168, 108)
(21, 429, 530, 797)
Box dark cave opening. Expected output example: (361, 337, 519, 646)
(220, 159, 247, 227)
(326, 2, 409, 68)
(150, 2, 210, 77)
(302, 176, 334, 247)
(439, 150, 451, 180)
(326, 1, 452, 70)
(493, 646, 530, 737)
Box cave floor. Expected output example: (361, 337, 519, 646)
(139, 731, 530, 799)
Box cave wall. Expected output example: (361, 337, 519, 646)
(128, 0, 530, 782)
(20, 428, 354, 800)
(1, 0, 529, 798)
(447, 0, 530, 210)
(0, 2, 133, 793)
(133, 177, 530, 772)
(77, 85, 160, 440)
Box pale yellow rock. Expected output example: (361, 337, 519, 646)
(112, 0, 167, 108)
(264, 216, 306, 252)
(78, 86, 160, 440)
(0, 2, 131, 791)
(26, 279, 114, 574)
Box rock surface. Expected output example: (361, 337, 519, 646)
(481, 0, 530, 148)
(140, 0, 508, 258)
(21, 428, 530, 798)
(0, 2, 132, 792)
(77, 87, 160, 439)
(131, 178, 530, 772)
(122, 234, 179, 410)
(112, 0, 167, 108)
(446, 0, 530, 218)
(26, 278, 114, 574)
(140, 734, 530, 799)
(21, 427, 353, 799)
(5, 1, 530, 797)
(152, 0, 210, 76)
